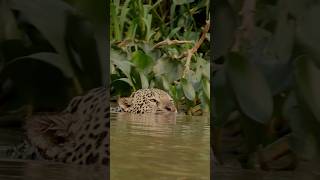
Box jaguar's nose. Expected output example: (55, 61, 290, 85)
(165, 104, 177, 112)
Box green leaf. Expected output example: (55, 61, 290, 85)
(8, 52, 73, 78)
(131, 50, 154, 73)
(213, 2, 236, 59)
(226, 52, 273, 124)
(111, 50, 133, 78)
(9, 0, 75, 75)
(294, 56, 320, 123)
(162, 76, 170, 91)
(0, 0, 20, 40)
(173, 0, 195, 5)
(153, 58, 183, 83)
(114, 78, 134, 89)
(65, 14, 102, 89)
(202, 78, 210, 99)
(139, 72, 149, 89)
(167, 27, 181, 39)
(296, 4, 320, 67)
(283, 92, 320, 159)
(181, 78, 195, 100)
(272, 8, 294, 63)
(212, 68, 236, 127)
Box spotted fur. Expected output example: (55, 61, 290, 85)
(25, 87, 109, 166)
(118, 88, 177, 113)
(22, 88, 175, 166)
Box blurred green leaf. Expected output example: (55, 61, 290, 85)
(65, 13, 102, 89)
(202, 78, 210, 98)
(0, 0, 20, 41)
(294, 56, 320, 123)
(153, 58, 183, 83)
(272, 3, 294, 63)
(9, 0, 75, 76)
(181, 78, 195, 100)
(174, 0, 195, 5)
(114, 78, 134, 89)
(283, 92, 320, 159)
(213, 2, 236, 59)
(212, 68, 236, 126)
(296, 4, 320, 67)
(139, 72, 149, 89)
(131, 50, 154, 73)
(111, 50, 133, 78)
(8, 52, 73, 78)
(226, 52, 273, 124)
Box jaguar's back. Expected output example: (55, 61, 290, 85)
(25, 87, 109, 166)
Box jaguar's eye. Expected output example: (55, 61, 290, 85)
(150, 99, 157, 103)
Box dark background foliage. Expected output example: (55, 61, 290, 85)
(0, 0, 106, 126)
(213, 0, 320, 169)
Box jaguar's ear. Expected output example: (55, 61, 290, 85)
(118, 97, 132, 111)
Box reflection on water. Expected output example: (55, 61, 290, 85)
(214, 164, 320, 180)
(111, 112, 210, 180)
(0, 159, 108, 180)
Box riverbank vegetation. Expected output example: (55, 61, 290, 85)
(110, 0, 210, 115)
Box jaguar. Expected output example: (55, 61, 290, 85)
(9, 87, 176, 166)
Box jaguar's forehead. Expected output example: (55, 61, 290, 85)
(131, 88, 170, 100)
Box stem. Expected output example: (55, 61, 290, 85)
(183, 20, 210, 77)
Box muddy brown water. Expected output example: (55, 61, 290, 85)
(0, 114, 318, 180)
(111, 112, 210, 180)
(0, 113, 210, 180)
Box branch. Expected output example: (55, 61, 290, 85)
(183, 20, 210, 77)
(153, 39, 193, 49)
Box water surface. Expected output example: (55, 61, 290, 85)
(110, 112, 210, 180)
(0, 159, 108, 180)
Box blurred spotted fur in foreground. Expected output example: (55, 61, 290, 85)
(7, 88, 177, 165)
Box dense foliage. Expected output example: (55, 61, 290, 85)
(110, 0, 210, 114)
(213, 0, 320, 169)
(0, 0, 105, 118)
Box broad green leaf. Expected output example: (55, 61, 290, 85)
(66, 0, 106, 26)
(0, 0, 20, 40)
(9, 0, 75, 76)
(226, 52, 273, 124)
(8, 52, 73, 78)
(283, 92, 320, 159)
(153, 58, 183, 83)
(294, 56, 320, 123)
(272, 6, 294, 63)
(114, 78, 134, 88)
(181, 78, 195, 100)
(199, 91, 210, 112)
(202, 78, 210, 98)
(248, 28, 292, 95)
(162, 76, 170, 91)
(111, 50, 133, 78)
(131, 50, 154, 73)
(65, 14, 102, 89)
(213, 2, 236, 59)
(212, 68, 236, 127)
(296, 4, 320, 67)
(139, 72, 149, 89)
(167, 27, 181, 39)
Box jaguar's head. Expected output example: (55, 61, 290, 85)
(118, 88, 177, 113)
